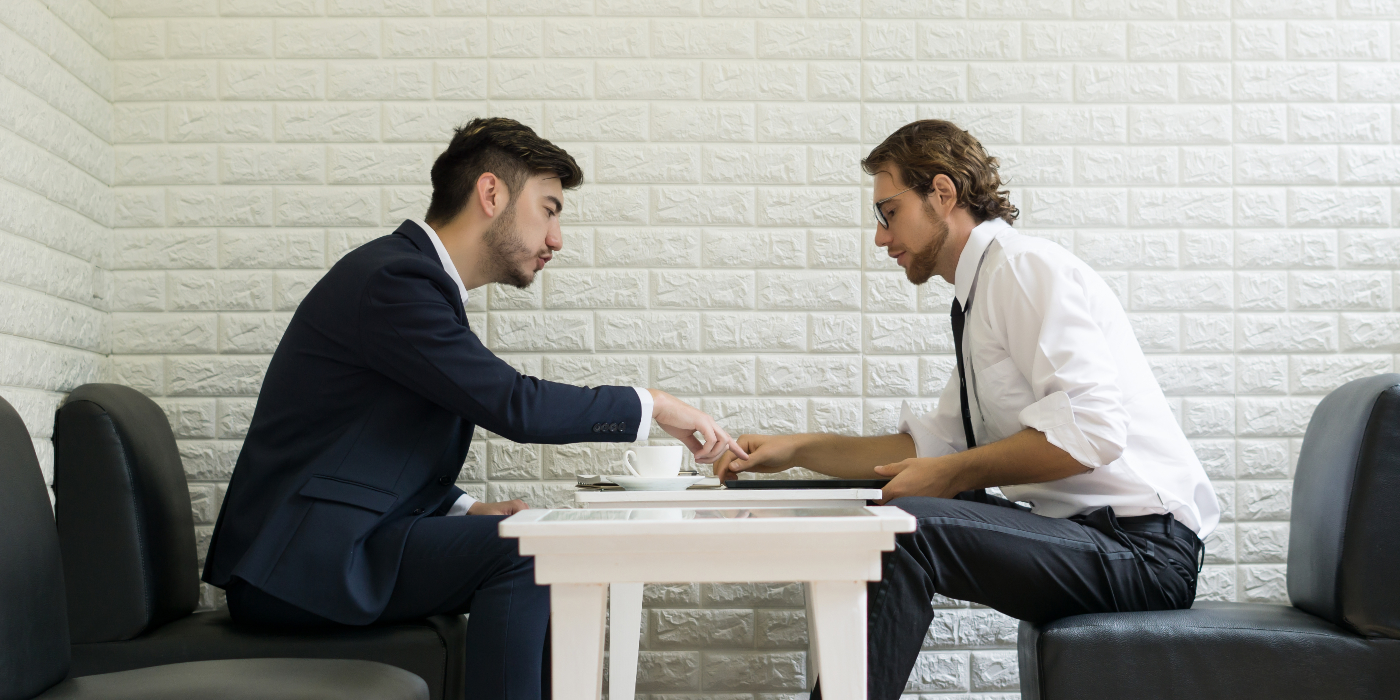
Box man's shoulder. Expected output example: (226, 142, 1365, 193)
(985, 228, 1107, 298)
(992, 228, 1078, 264)
(329, 232, 449, 288)
(338, 232, 426, 268)
(296, 232, 452, 317)
(986, 229, 1081, 275)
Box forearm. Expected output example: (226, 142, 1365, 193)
(794, 433, 917, 479)
(941, 428, 1089, 494)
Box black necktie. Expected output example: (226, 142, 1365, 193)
(951, 299, 978, 450)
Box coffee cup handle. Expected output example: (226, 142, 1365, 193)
(623, 450, 641, 477)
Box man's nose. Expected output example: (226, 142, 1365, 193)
(873, 225, 892, 248)
(546, 223, 563, 251)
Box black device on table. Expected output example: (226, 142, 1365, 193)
(723, 479, 890, 490)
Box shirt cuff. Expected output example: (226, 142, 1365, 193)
(632, 387, 654, 442)
(445, 492, 476, 516)
(1017, 390, 1105, 468)
(897, 401, 957, 459)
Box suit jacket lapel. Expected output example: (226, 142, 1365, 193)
(392, 220, 467, 321)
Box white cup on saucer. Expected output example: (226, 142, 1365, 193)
(623, 446, 683, 477)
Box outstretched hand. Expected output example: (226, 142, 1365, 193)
(712, 434, 805, 483)
(649, 390, 750, 464)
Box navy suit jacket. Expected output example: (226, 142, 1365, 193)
(202, 220, 641, 624)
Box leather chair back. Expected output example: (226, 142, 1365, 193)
(0, 394, 72, 700)
(53, 384, 199, 644)
(1288, 373, 1400, 639)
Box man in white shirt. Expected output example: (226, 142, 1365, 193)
(714, 120, 1217, 699)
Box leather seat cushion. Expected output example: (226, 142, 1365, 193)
(1019, 602, 1400, 700)
(69, 610, 463, 700)
(37, 658, 426, 700)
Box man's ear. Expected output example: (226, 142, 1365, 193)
(474, 172, 502, 217)
(929, 174, 958, 216)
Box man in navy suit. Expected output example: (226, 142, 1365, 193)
(203, 118, 745, 700)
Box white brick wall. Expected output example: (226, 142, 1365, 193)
(0, 0, 114, 488)
(4, 0, 1400, 697)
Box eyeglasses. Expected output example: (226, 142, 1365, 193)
(872, 185, 918, 229)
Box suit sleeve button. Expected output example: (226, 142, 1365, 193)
(412, 508, 425, 515)
(438, 475, 452, 485)
(592, 423, 601, 433)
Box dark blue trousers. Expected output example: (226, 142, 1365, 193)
(226, 514, 549, 700)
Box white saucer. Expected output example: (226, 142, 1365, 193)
(610, 475, 706, 491)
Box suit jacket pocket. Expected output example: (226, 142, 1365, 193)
(298, 475, 398, 514)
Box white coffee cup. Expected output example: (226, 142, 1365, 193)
(623, 446, 684, 477)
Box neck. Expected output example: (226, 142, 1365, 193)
(935, 208, 980, 285)
(425, 216, 491, 290)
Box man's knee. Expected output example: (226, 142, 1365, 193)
(886, 495, 958, 518)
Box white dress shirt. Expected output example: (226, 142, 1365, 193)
(407, 219, 654, 515)
(898, 218, 1219, 537)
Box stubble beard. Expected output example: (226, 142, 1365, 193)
(483, 201, 537, 289)
(904, 200, 949, 285)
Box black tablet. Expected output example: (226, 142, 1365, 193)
(723, 479, 890, 490)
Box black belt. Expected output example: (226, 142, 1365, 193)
(1116, 513, 1204, 571)
(1116, 513, 1199, 544)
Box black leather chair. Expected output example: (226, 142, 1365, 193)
(51, 384, 467, 700)
(1018, 373, 1400, 700)
(0, 393, 428, 700)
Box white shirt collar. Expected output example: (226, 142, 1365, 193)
(953, 217, 1012, 307)
(409, 218, 469, 307)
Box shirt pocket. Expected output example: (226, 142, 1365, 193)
(973, 356, 1036, 441)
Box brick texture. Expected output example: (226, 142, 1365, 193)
(0, 0, 114, 494)
(5, 1, 1400, 698)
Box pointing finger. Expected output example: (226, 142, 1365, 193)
(724, 433, 750, 461)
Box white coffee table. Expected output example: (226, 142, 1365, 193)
(575, 488, 883, 700)
(499, 505, 914, 700)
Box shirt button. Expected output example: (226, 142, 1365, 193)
(412, 508, 424, 515)
(438, 475, 452, 485)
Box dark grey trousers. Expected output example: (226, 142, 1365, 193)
(815, 491, 1203, 700)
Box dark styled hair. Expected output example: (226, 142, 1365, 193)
(862, 119, 1018, 225)
(424, 117, 583, 226)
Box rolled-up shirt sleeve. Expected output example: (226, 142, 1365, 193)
(1000, 255, 1129, 469)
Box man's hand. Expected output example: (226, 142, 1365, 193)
(712, 434, 808, 482)
(649, 390, 749, 464)
(874, 458, 960, 503)
(467, 499, 528, 516)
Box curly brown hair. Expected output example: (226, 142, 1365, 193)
(862, 120, 1018, 225)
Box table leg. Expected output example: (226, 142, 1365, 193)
(803, 582, 820, 691)
(807, 580, 867, 700)
(607, 583, 644, 700)
(550, 583, 609, 700)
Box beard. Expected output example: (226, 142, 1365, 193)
(482, 201, 538, 289)
(904, 199, 949, 285)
